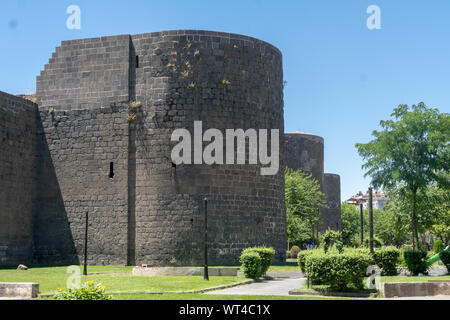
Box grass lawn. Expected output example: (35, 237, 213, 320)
(0, 265, 245, 294)
(267, 262, 299, 273)
(380, 275, 450, 283)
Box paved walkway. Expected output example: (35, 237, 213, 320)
(206, 272, 306, 296)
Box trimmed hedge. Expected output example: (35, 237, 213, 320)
(373, 248, 400, 276)
(304, 251, 371, 290)
(439, 249, 450, 273)
(403, 250, 428, 275)
(241, 247, 275, 275)
(297, 250, 316, 272)
(239, 252, 262, 279)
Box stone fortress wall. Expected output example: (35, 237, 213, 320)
(1, 30, 286, 266)
(0, 92, 37, 265)
(284, 132, 341, 232)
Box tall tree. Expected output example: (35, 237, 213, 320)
(356, 103, 449, 249)
(341, 202, 360, 246)
(285, 168, 325, 244)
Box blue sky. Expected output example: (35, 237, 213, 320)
(1, 0, 449, 200)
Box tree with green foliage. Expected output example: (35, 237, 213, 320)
(285, 168, 325, 245)
(427, 184, 450, 246)
(341, 203, 360, 246)
(356, 103, 449, 249)
(286, 209, 312, 247)
(375, 200, 410, 246)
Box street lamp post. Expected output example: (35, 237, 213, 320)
(368, 188, 374, 254)
(83, 211, 88, 276)
(204, 198, 209, 281)
(360, 203, 364, 247)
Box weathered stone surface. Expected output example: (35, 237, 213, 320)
(0, 283, 39, 298)
(323, 173, 341, 231)
(0, 92, 37, 266)
(1, 30, 287, 267)
(380, 281, 450, 298)
(132, 266, 238, 277)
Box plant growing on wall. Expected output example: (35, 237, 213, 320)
(126, 100, 142, 123)
(187, 82, 196, 90)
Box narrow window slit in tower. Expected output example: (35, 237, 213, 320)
(136, 55, 139, 68)
(109, 162, 114, 179)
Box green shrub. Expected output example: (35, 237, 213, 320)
(241, 247, 275, 275)
(321, 230, 343, 253)
(290, 246, 301, 259)
(297, 250, 317, 272)
(286, 250, 291, 259)
(439, 249, 450, 273)
(239, 251, 262, 279)
(434, 240, 444, 254)
(363, 237, 383, 248)
(403, 250, 428, 275)
(53, 280, 112, 300)
(373, 248, 400, 276)
(304, 251, 371, 291)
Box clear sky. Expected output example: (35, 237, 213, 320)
(1, 0, 449, 201)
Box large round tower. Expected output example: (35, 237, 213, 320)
(130, 31, 286, 265)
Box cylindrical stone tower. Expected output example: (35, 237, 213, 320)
(284, 132, 325, 231)
(284, 132, 324, 185)
(131, 31, 286, 265)
(323, 173, 341, 231)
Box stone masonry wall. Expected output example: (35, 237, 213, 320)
(0, 91, 37, 265)
(4, 30, 287, 266)
(36, 35, 130, 111)
(33, 106, 130, 265)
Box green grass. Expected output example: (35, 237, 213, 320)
(0, 265, 245, 294)
(267, 262, 299, 273)
(380, 275, 450, 283)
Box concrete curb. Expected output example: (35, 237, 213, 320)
(38, 279, 255, 298)
(288, 290, 377, 298)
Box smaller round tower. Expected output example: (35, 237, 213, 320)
(323, 173, 341, 231)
